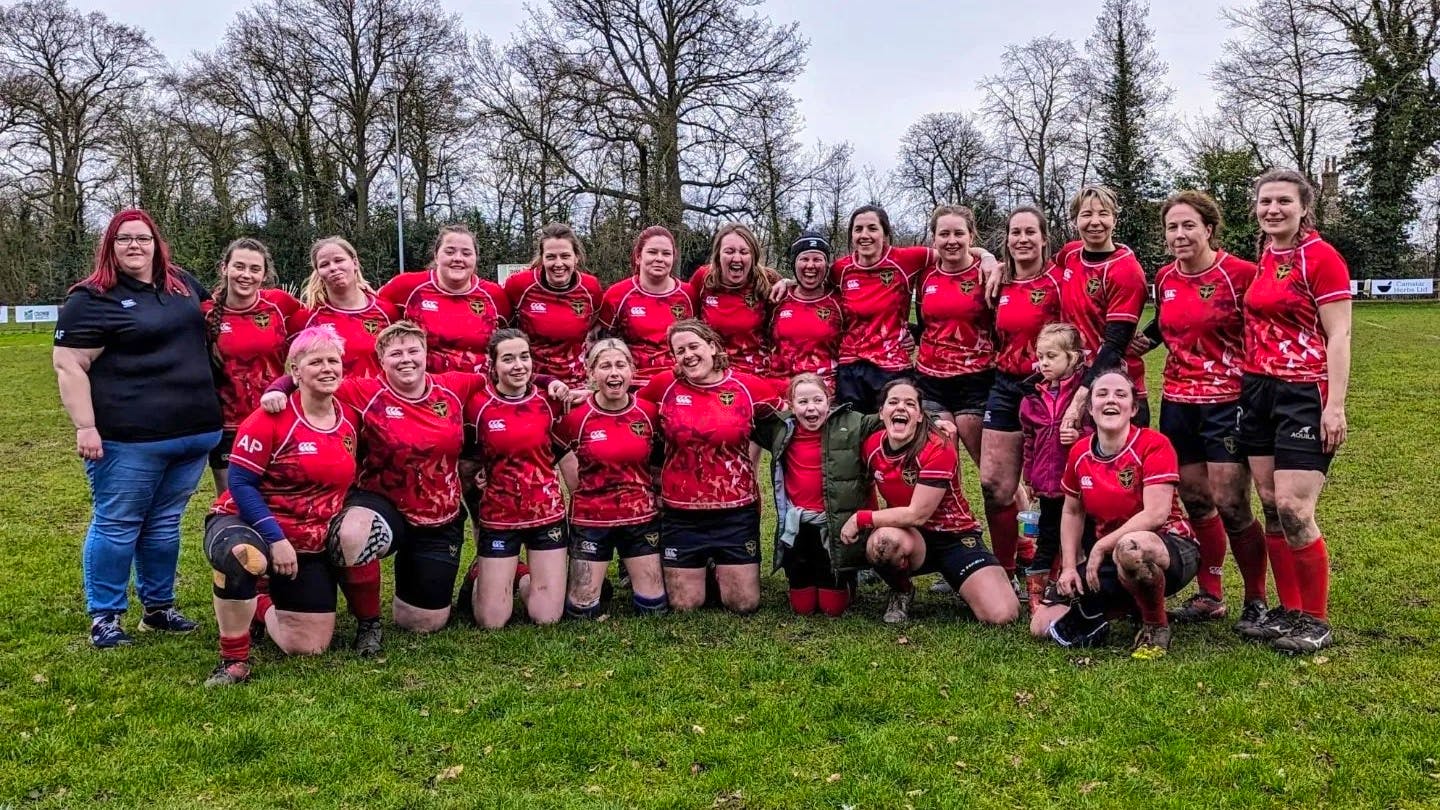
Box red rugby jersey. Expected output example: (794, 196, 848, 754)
(769, 289, 843, 383)
(687, 264, 770, 375)
(598, 277, 694, 385)
(861, 431, 979, 534)
(378, 270, 510, 374)
(204, 288, 302, 428)
(1058, 245, 1149, 393)
(1061, 426, 1193, 541)
(555, 394, 661, 526)
(1155, 252, 1257, 403)
(915, 257, 995, 377)
(636, 370, 780, 509)
(783, 426, 825, 511)
(287, 294, 398, 379)
(835, 245, 931, 370)
(465, 385, 566, 530)
(334, 371, 486, 526)
(993, 266, 1063, 377)
(1243, 232, 1350, 383)
(212, 393, 359, 553)
(503, 267, 603, 386)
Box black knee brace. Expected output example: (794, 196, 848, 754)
(207, 520, 271, 601)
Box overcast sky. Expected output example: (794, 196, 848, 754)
(75, 0, 1241, 172)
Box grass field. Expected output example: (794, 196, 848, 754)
(2, 303, 1440, 809)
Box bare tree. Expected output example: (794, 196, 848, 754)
(894, 112, 1002, 220)
(806, 141, 856, 248)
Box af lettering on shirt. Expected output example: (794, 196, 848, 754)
(769, 289, 843, 382)
(1243, 233, 1351, 383)
(637, 370, 780, 509)
(1059, 244, 1149, 392)
(555, 396, 661, 526)
(1061, 426, 1193, 541)
(378, 270, 511, 374)
(994, 266, 1063, 376)
(1155, 252, 1256, 402)
(339, 371, 486, 526)
(214, 394, 358, 552)
(598, 277, 694, 385)
(861, 432, 979, 534)
(288, 294, 399, 379)
(915, 257, 995, 377)
(465, 385, 567, 530)
(205, 289, 302, 428)
(688, 265, 770, 375)
(504, 267, 602, 385)
(835, 245, 930, 370)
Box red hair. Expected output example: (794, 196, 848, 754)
(630, 225, 678, 276)
(72, 209, 189, 296)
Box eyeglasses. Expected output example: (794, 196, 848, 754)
(113, 235, 154, 246)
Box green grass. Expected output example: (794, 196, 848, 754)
(3, 303, 1440, 808)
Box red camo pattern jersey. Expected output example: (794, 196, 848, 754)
(378, 270, 510, 374)
(1062, 426, 1194, 541)
(287, 294, 399, 379)
(598, 277, 694, 385)
(1154, 252, 1257, 402)
(336, 371, 487, 526)
(1057, 243, 1149, 393)
(464, 385, 567, 530)
(503, 267, 603, 385)
(915, 257, 995, 377)
(993, 266, 1063, 376)
(1243, 232, 1351, 382)
(555, 395, 661, 526)
(835, 245, 931, 370)
(204, 288, 302, 428)
(637, 370, 780, 509)
(861, 431, 979, 534)
(769, 289, 843, 383)
(211, 393, 359, 553)
(687, 265, 770, 375)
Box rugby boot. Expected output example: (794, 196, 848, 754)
(1168, 592, 1227, 623)
(1270, 613, 1333, 655)
(204, 660, 252, 687)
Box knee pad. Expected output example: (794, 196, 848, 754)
(329, 510, 394, 567)
(565, 598, 604, 620)
(632, 592, 669, 616)
(209, 528, 270, 601)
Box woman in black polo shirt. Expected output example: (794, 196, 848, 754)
(53, 209, 223, 649)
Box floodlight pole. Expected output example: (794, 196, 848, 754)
(394, 84, 405, 274)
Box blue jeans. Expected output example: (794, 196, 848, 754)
(82, 431, 220, 616)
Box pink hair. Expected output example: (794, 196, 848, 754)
(287, 326, 347, 367)
(630, 225, 678, 275)
(73, 209, 189, 296)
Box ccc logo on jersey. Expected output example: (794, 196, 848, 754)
(251, 311, 272, 329)
(430, 400, 449, 418)
(469, 300, 487, 316)
(1029, 288, 1048, 305)
(1198, 284, 1217, 300)
(1086, 278, 1103, 298)
(1117, 466, 1137, 490)
(718, 391, 736, 406)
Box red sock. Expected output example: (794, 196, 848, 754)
(817, 588, 850, 617)
(219, 632, 251, 663)
(1192, 513, 1227, 598)
(253, 593, 274, 624)
(1266, 533, 1302, 611)
(986, 502, 1020, 576)
(1228, 521, 1269, 603)
(1122, 572, 1168, 626)
(788, 587, 818, 615)
(342, 560, 382, 621)
(1291, 537, 1330, 621)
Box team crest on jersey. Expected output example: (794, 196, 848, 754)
(1086, 277, 1102, 298)
(816, 307, 832, 320)
(363, 318, 380, 335)
(670, 304, 686, 318)
(644, 531, 660, 547)
(879, 270, 894, 286)
(430, 400, 449, 418)
(569, 299, 587, 316)
(902, 466, 918, 486)
(629, 421, 649, 437)
(959, 280, 977, 294)
(469, 300, 487, 316)
(1198, 283, 1217, 300)
(547, 526, 564, 543)
(1117, 466, 1136, 489)
(718, 391, 736, 406)
(1274, 263, 1293, 281)
(1029, 288, 1047, 305)
(251, 311, 272, 329)
(743, 293, 757, 308)
(342, 434, 356, 455)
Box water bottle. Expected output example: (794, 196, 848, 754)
(1017, 508, 1041, 568)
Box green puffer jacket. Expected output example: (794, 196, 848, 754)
(753, 405, 882, 575)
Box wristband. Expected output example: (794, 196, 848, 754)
(856, 510, 874, 530)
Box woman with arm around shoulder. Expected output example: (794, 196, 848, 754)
(689, 223, 778, 376)
(503, 223, 603, 387)
(53, 209, 224, 648)
(1232, 169, 1352, 655)
(1031, 370, 1201, 659)
(202, 328, 358, 685)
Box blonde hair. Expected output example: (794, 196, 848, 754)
(374, 320, 427, 357)
(585, 337, 635, 371)
(287, 326, 347, 373)
(1036, 323, 1083, 372)
(302, 236, 374, 308)
(1069, 185, 1121, 221)
(786, 372, 829, 402)
(929, 204, 978, 236)
(704, 223, 775, 299)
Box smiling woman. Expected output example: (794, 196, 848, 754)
(52, 209, 223, 649)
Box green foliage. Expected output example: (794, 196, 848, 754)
(4, 305, 1440, 807)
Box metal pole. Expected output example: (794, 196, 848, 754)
(394, 86, 404, 274)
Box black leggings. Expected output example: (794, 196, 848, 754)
(1027, 496, 1064, 576)
(782, 524, 839, 590)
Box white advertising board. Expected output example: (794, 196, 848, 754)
(496, 263, 528, 284)
(15, 304, 58, 323)
(1370, 278, 1435, 297)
